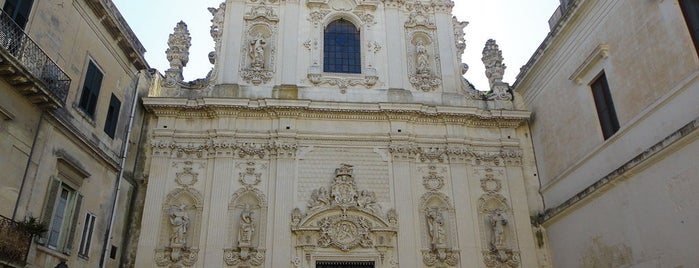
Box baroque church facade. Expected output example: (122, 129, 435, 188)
(132, 0, 546, 267)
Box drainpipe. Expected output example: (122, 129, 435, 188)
(100, 70, 144, 268)
(12, 112, 44, 221)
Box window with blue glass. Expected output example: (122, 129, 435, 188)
(324, 19, 361, 74)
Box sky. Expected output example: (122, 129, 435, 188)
(112, 0, 559, 91)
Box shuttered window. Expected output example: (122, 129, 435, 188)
(77, 61, 103, 118)
(590, 73, 620, 140)
(41, 179, 82, 255)
(103, 94, 121, 138)
(78, 213, 96, 258)
(680, 0, 699, 55)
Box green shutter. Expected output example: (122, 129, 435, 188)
(64, 193, 82, 255)
(38, 178, 61, 245)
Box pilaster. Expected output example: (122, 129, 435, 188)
(270, 145, 297, 267)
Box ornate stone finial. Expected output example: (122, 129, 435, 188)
(452, 16, 468, 62)
(164, 21, 191, 85)
(208, 3, 226, 65)
(482, 39, 512, 101)
(482, 39, 505, 87)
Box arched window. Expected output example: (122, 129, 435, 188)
(324, 19, 361, 74)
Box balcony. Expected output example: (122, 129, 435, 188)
(0, 9, 70, 109)
(0, 216, 32, 266)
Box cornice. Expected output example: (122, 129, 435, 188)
(142, 98, 530, 128)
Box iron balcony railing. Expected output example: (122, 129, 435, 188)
(0, 9, 70, 105)
(0, 215, 32, 265)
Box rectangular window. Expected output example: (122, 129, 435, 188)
(103, 94, 121, 138)
(77, 61, 103, 118)
(40, 179, 83, 255)
(2, 0, 34, 29)
(680, 0, 699, 54)
(590, 73, 620, 139)
(78, 213, 96, 258)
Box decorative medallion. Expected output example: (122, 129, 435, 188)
(176, 167, 198, 187)
(480, 174, 502, 194)
(423, 166, 445, 191)
(318, 214, 373, 251)
(239, 164, 262, 187)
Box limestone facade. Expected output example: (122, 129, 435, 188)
(515, 0, 699, 267)
(0, 0, 148, 267)
(133, 0, 546, 267)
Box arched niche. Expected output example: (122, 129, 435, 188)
(226, 187, 268, 254)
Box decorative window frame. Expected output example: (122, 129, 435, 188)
(306, 0, 380, 92)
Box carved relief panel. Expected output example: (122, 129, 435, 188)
(405, 2, 442, 92)
(154, 185, 204, 267)
(225, 161, 269, 266)
(240, 3, 279, 85)
(291, 164, 397, 267)
(475, 167, 521, 268)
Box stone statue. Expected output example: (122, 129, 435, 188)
(169, 204, 189, 245)
(416, 40, 430, 74)
(426, 209, 446, 248)
(249, 33, 266, 68)
(238, 204, 255, 247)
(490, 211, 508, 248)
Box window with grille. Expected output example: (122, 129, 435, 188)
(323, 19, 361, 74)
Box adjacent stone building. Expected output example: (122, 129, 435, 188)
(515, 0, 699, 267)
(0, 0, 149, 267)
(132, 0, 547, 267)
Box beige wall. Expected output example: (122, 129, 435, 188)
(518, 0, 698, 190)
(516, 0, 699, 267)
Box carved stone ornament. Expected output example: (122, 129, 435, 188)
(239, 164, 262, 187)
(480, 174, 502, 194)
(155, 247, 199, 267)
(307, 66, 379, 92)
(318, 214, 374, 251)
(163, 21, 191, 87)
(405, 5, 442, 92)
(223, 248, 265, 266)
(422, 166, 445, 191)
(291, 164, 397, 253)
(155, 204, 199, 267)
(305, 164, 382, 213)
(483, 248, 521, 268)
(176, 167, 198, 187)
(240, 3, 278, 85)
(452, 16, 468, 62)
(224, 204, 265, 266)
(422, 248, 459, 267)
(482, 39, 513, 101)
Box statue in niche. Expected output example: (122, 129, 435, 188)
(416, 40, 430, 75)
(238, 204, 255, 247)
(426, 209, 446, 248)
(249, 33, 266, 68)
(490, 211, 508, 248)
(168, 204, 189, 246)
